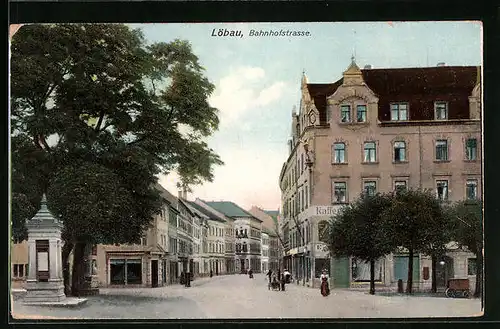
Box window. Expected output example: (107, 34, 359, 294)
(467, 258, 477, 275)
(394, 141, 406, 162)
(394, 181, 407, 193)
(363, 181, 377, 196)
(466, 180, 478, 200)
(390, 103, 408, 121)
(357, 105, 367, 122)
(12, 264, 25, 278)
(340, 105, 351, 122)
(140, 237, 147, 246)
(466, 138, 477, 161)
(435, 140, 449, 161)
(305, 185, 309, 209)
(436, 180, 449, 201)
(435, 101, 448, 120)
(364, 142, 377, 163)
(333, 143, 346, 163)
(333, 182, 347, 203)
(300, 189, 304, 212)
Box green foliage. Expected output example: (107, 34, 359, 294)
(330, 193, 395, 262)
(11, 24, 223, 246)
(446, 199, 482, 255)
(381, 189, 447, 254)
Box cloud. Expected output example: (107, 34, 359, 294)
(209, 66, 288, 126)
(158, 146, 286, 210)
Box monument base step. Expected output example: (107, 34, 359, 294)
(79, 288, 100, 296)
(23, 297, 88, 308)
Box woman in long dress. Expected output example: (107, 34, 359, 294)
(320, 270, 330, 296)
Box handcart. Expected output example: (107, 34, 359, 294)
(445, 278, 470, 298)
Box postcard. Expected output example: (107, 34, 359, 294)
(9, 21, 483, 319)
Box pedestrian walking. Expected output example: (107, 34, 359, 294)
(280, 273, 286, 291)
(266, 269, 272, 284)
(180, 271, 185, 285)
(210, 269, 213, 278)
(320, 269, 330, 296)
(185, 271, 191, 288)
(277, 269, 281, 290)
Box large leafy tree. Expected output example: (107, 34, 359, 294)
(11, 24, 223, 295)
(446, 199, 483, 298)
(329, 193, 395, 295)
(381, 189, 446, 294)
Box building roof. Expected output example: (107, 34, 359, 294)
(155, 184, 179, 209)
(307, 65, 479, 123)
(204, 201, 262, 222)
(187, 201, 226, 223)
(261, 225, 277, 237)
(263, 210, 279, 227)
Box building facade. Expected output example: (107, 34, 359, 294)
(261, 231, 269, 273)
(200, 201, 262, 274)
(248, 207, 283, 272)
(279, 60, 481, 290)
(94, 185, 177, 288)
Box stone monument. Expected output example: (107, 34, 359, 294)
(23, 194, 86, 306)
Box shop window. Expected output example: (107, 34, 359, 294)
(110, 259, 126, 285)
(126, 259, 142, 284)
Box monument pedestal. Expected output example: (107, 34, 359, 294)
(21, 194, 87, 307)
(24, 279, 66, 303)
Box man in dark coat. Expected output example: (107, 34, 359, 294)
(280, 273, 286, 291)
(277, 269, 281, 291)
(266, 269, 272, 284)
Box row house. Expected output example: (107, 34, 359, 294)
(93, 184, 176, 288)
(202, 201, 263, 273)
(189, 200, 232, 276)
(279, 59, 481, 291)
(248, 207, 283, 272)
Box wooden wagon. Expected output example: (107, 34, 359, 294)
(445, 278, 470, 298)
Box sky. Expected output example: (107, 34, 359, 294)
(128, 21, 482, 211)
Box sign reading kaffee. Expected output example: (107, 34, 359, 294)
(314, 205, 343, 216)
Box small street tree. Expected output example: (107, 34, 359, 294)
(446, 199, 483, 298)
(10, 24, 223, 296)
(381, 189, 446, 294)
(329, 193, 394, 295)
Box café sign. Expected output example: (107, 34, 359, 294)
(314, 205, 342, 216)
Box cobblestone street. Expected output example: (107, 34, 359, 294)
(12, 274, 482, 319)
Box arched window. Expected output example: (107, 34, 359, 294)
(318, 221, 329, 243)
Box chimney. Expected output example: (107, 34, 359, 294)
(363, 65, 372, 69)
(183, 189, 188, 200)
(437, 62, 446, 67)
(178, 190, 183, 199)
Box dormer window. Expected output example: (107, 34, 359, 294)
(435, 101, 448, 120)
(390, 103, 408, 121)
(356, 105, 367, 122)
(340, 105, 351, 122)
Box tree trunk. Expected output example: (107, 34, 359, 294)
(406, 248, 414, 294)
(369, 259, 375, 295)
(474, 251, 482, 298)
(62, 241, 74, 296)
(431, 254, 437, 293)
(71, 242, 86, 297)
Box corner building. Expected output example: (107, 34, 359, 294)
(279, 59, 481, 291)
